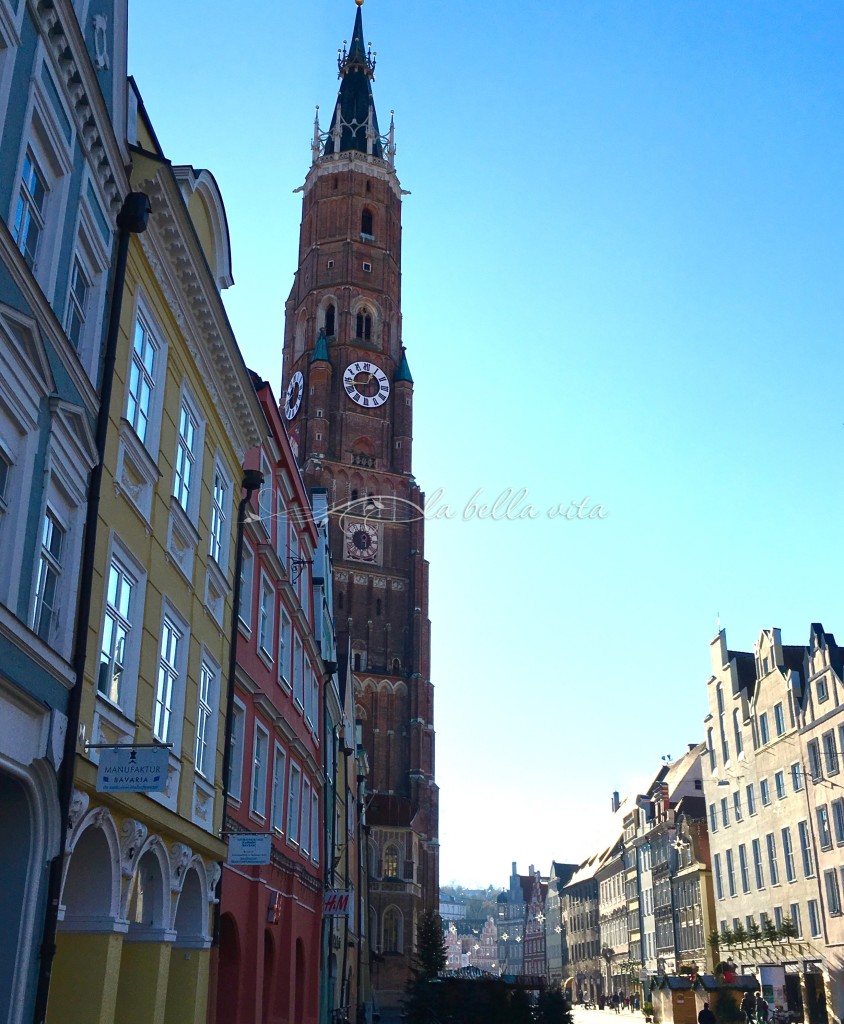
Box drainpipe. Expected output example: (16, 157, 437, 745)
(32, 192, 151, 1024)
(213, 468, 264, 945)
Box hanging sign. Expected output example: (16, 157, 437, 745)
(324, 889, 352, 917)
(96, 746, 169, 793)
(228, 833, 272, 865)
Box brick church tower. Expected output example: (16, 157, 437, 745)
(281, 1, 438, 1005)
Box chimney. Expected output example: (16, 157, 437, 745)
(611, 791, 620, 813)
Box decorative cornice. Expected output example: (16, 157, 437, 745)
(33, 0, 127, 211)
(134, 169, 263, 460)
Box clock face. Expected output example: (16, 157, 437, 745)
(284, 370, 304, 420)
(343, 361, 390, 408)
(345, 521, 378, 562)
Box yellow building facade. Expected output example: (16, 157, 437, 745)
(46, 89, 263, 1024)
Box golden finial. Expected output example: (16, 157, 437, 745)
(355, 0, 364, 6)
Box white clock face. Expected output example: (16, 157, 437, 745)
(346, 521, 378, 561)
(284, 370, 304, 420)
(343, 361, 390, 408)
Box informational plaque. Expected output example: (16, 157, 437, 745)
(228, 833, 272, 865)
(96, 746, 169, 793)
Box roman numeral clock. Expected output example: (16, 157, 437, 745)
(343, 361, 390, 408)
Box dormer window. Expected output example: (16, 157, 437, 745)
(361, 208, 374, 239)
(325, 304, 335, 337)
(355, 309, 372, 341)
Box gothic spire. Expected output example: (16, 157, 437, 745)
(324, 2, 383, 158)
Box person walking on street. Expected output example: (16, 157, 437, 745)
(741, 991, 756, 1024)
(756, 993, 769, 1023)
(698, 1002, 716, 1024)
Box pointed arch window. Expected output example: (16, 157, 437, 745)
(383, 844, 399, 878)
(325, 304, 335, 337)
(382, 906, 402, 953)
(361, 208, 374, 238)
(355, 309, 372, 341)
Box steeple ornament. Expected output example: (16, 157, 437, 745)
(310, 2, 396, 165)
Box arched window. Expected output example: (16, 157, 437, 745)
(361, 208, 374, 237)
(383, 844, 399, 878)
(355, 309, 372, 341)
(376, 598, 382, 616)
(353, 653, 361, 671)
(392, 658, 400, 673)
(324, 304, 335, 337)
(338, 592, 344, 610)
(382, 906, 402, 953)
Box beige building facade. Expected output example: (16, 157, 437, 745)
(703, 627, 841, 1024)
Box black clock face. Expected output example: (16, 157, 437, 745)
(353, 529, 371, 550)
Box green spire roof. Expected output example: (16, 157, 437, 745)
(311, 328, 330, 364)
(324, 4, 383, 159)
(395, 347, 413, 383)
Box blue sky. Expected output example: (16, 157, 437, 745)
(130, 1, 844, 887)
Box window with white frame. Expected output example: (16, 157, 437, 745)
(259, 573, 274, 659)
(97, 557, 135, 704)
(782, 827, 796, 883)
(64, 255, 90, 350)
(301, 776, 312, 855)
(209, 463, 230, 566)
(791, 762, 803, 792)
(752, 838, 764, 889)
(12, 149, 47, 270)
(239, 543, 254, 630)
(817, 805, 833, 849)
(287, 762, 302, 842)
(733, 790, 742, 821)
(311, 671, 320, 737)
(228, 700, 246, 800)
(808, 739, 823, 781)
(251, 723, 269, 818)
(276, 491, 287, 568)
(195, 658, 219, 780)
(311, 789, 319, 863)
(832, 799, 844, 845)
(271, 744, 287, 832)
(305, 657, 314, 726)
(293, 635, 304, 708)
(823, 730, 839, 775)
(154, 614, 184, 742)
(808, 899, 821, 937)
(173, 397, 199, 513)
(278, 607, 292, 689)
(32, 508, 65, 642)
(798, 821, 813, 877)
(126, 313, 159, 446)
(790, 903, 802, 938)
(766, 833, 779, 885)
(61, 182, 112, 380)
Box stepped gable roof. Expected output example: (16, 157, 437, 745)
(809, 622, 844, 677)
(729, 649, 757, 697)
